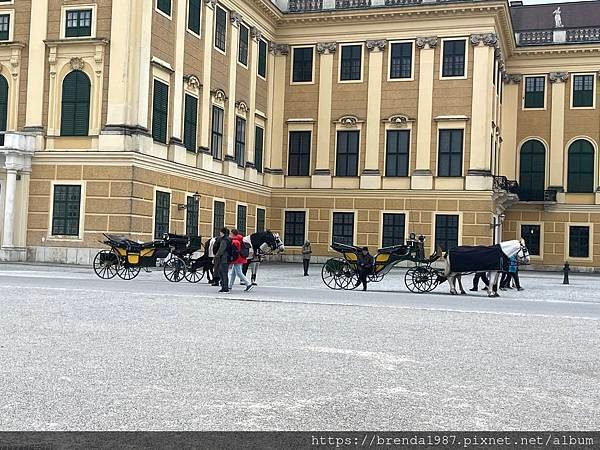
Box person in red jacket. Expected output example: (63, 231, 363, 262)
(228, 229, 253, 291)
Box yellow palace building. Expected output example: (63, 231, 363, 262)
(0, 0, 599, 269)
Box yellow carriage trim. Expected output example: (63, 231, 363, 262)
(140, 248, 154, 257)
(374, 253, 390, 273)
(116, 248, 127, 257)
(127, 254, 140, 264)
(344, 252, 358, 262)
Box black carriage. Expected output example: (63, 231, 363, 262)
(321, 234, 442, 293)
(162, 233, 210, 283)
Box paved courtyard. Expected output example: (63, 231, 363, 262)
(0, 262, 599, 430)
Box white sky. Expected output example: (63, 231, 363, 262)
(522, 0, 596, 4)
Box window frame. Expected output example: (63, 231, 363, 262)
(381, 211, 407, 248)
(440, 38, 468, 80)
(237, 23, 249, 68)
(155, 0, 172, 19)
(154, 189, 171, 239)
(60, 70, 91, 137)
(437, 128, 464, 177)
(183, 93, 198, 153)
(518, 138, 547, 201)
(256, 207, 266, 233)
(210, 105, 224, 159)
(338, 43, 364, 83)
(388, 40, 414, 81)
(571, 73, 596, 109)
(287, 130, 312, 177)
(49, 182, 84, 239)
(151, 78, 169, 144)
(185, 194, 200, 237)
(214, 5, 227, 55)
(291, 46, 315, 85)
(257, 38, 268, 79)
(568, 224, 592, 260)
(284, 210, 307, 248)
(331, 211, 356, 247)
(434, 213, 460, 252)
(335, 129, 360, 177)
(236, 203, 247, 235)
(254, 125, 264, 173)
(384, 129, 411, 177)
(520, 223, 543, 258)
(186, 0, 202, 37)
(234, 115, 246, 167)
(212, 199, 226, 238)
(522, 75, 547, 110)
(567, 138, 595, 194)
(60, 5, 95, 40)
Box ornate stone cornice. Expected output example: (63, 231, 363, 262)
(549, 72, 569, 83)
(269, 43, 289, 56)
(503, 73, 522, 84)
(470, 33, 499, 48)
(230, 11, 242, 26)
(316, 42, 337, 55)
(250, 26, 262, 42)
(416, 36, 437, 50)
(366, 40, 387, 52)
(204, 0, 217, 10)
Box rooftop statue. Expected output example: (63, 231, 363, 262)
(553, 7, 564, 28)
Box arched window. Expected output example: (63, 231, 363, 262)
(60, 71, 90, 136)
(519, 139, 546, 201)
(0, 75, 7, 146)
(567, 139, 595, 193)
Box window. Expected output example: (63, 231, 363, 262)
(258, 39, 267, 78)
(0, 14, 9, 41)
(519, 140, 545, 201)
(255, 126, 264, 173)
(389, 42, 412, 79)
(256, 208, 265, 233)
(292, 47, 313, 83)
(237, 205, 247, 235)
(385, 130, 410, 177)
(0, 75, 7, 146)
(336, 130, 359, 177)
(332, 212, 354, 246)
(65, 9, 92, 37)
(156, 0, 172, 16)
(567, 139, 594, 193)
(521, 225, 540, 256)
(435, 215, 459, 252)
(284, 211, 306, 247)
(569, 226, 589, 258)
(238, 24, 249, 66)
(61, 71, 91, 137)
(442, 39, 466, 78)
(573, 75, 594, 108)
(152, 80, 169, 143)
(186, 195, 199, 237)
(213, 201, 225, 237)
(382, 213, 405, 248)
(214, 6, 227, 52)
(183, 94, 198, 152)
(235, 116, 246, 166)
(211, 106, 224, 158)
(524, 76, 545, 109)
(288, 131, 311, 176)
(51, 185, 81, 236)
(437, 129, 463, 177)
(187, 0, 201, 35)
(340, 45, 362, 81)
(154, 191, 170, 239)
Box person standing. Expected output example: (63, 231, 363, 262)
(214, 228, 230, 293)
(501, 255, 523, 291)
(469, 272, 490, 292)
(302, 240, 312, 276)
(210, 235, 221, 286)
(355, 247, 374, 291)
(228, 229, 254, 292)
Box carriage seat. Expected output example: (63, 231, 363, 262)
(377, 244, 409, 255)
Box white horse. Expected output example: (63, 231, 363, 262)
(442, 239, 530, 297)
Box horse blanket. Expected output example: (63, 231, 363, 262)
(449, 245, 507, 273)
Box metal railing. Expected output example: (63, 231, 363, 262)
(543, 189, 558, 202)
(567, 27, 600, 43)
(288, 0, 323, 12)
(518, 27, 600, 46)
(493, 176, 519, 195)
(384, 0, 422, 6)
(518, 30, 553, 45)
(336, 0, 371, 8)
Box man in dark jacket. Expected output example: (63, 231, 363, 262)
(355, 247, 374, 291)
(214, 227, 231, 293)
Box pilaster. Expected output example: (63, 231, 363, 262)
(549, 72, 568, 194)
(199, 0, 216, 152)
(266, 43, 288, 188)
(245, 26, 261, 183)
(224, 12, 242, 177)
(24, 0, 49, 131)
(500, 74, 521, 180)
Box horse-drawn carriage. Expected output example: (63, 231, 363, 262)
(321, 234, 442, 293)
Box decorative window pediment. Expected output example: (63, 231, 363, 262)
(334, 115, 363, 128)
(384, 114, 414, 128)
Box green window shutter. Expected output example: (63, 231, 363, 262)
(258, 40, 267, 77)
(152, 80, 169, 143)
(254, 126, 264, 172)
(61, 71, 90, 136)
(0, 75, 8, 146)
(183, 94, 198, 152)
(567, 139, 594, 193)
(52, 185, 81, 236)
(519, 140, 546, 201)
(187, 0, 201, 34)
(154, 191, 171, 239)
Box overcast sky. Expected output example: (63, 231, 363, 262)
(522, 0, 595, 4)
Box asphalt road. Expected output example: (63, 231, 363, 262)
(0, 263, 598, 430)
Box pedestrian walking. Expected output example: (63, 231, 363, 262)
(355, 247, 374, 291)
(469, 272, 490, 292)
(210, 235, 221, 286)
(228, 229, 254, 292)
(302, 240, 312, 276)
(214, 228, 230, 293)
(500, 255, 523, 291)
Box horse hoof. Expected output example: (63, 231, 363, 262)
(460, 291, 466, 295)
(450, 291, 457, 295)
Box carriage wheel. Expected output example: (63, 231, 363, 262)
(93, 250, 119, 279)
(338, 261, 359, 290)
(184, 267, 204, 283)
(117, 264, 141, 280)
(321, 258, 344, 290)
(164, 256, 187, 282)
(405, 266, 434, 293)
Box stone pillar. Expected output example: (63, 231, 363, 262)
(168, 0, 188, 163)
(500, 74, 521, 180)
(24, 0, 49, 131)
(2, 169, 17, 248)
(199, 0, 216, 151)
(224, 12, 241, 176)
(263, 43, 277, 182)
(266, 44, 288, 188)
(466, 33, 497, 191)
(245, 26, 261, 182)
(412, 37, 436, 190)
(361, 39, 386, 190)
(549, 72, 568, 194)
(312, 42, 336, 189)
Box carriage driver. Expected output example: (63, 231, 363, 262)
(355, 247, 374, 291)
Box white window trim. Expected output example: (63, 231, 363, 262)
(0, 9, 14, 42)
(286, 125, 313, 177)
(255, 207, 266, 233)
(47, 181, 86, 241)
(257, 38, 268, 81)
(237, 23, 250, 69)
(329, 210, 357, 252)
(186, 0, 202, 38)
(432, 212, 463, 251)
(387, 40, 415, 82)
(155, 0, 172, 20)
(290, 45, 316, 85)
(235, 201, 248, 234)
(60, 5, 97, 40)
(566, 223, 594, 262)
(283, 208, 308, 248)
(0, 1, 14, 5)
(436, 122, 466, 178)
(518, 221, 544, 259)
(570, 73, 596, 110)
(334, 123, 362, 177)
(212, 198, 227, 236)
(522, 74, 548, 111)
(439, 37, 468, 81)
(379, 210, 408, 249)
(184, 192, 200, 237)
(338, 43, 364, 84)
(213, 5, 227, 56)
(383, 123, 412, 178)
(153, 187, 172, 239)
